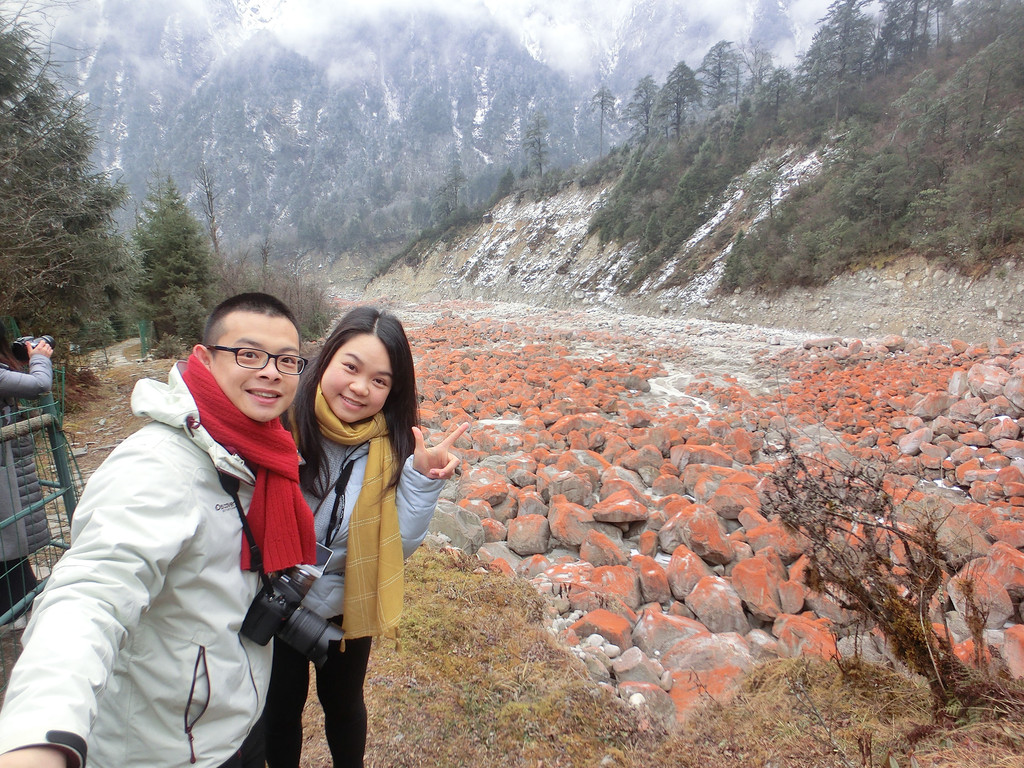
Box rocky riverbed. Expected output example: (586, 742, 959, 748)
(368, 298, 1024, 726)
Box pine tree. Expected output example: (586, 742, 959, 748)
(625, 75, 659, 143)
(591, 85, 616, 157)
(134, 176, 217, 340)
(0, 14, 131, 339)
(488, 167, 515, 207)
(523, 111, 549, 177)
(698, 41, 742, 109)
(432, 156, 467, 223)
(657, 62, 701, 139)
(798, 0, 875, 123)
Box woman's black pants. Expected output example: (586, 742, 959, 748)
(264, 630, 373, 768)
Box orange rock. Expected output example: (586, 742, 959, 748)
(667, 665, 746, 725)
(652, 473, 686, 496)
(539, 469, 594, 505)
(570, 608, 633, 650)
(631, 555, 672, 605)
(987, 521, 1024, 549)
(457, 498, 493, 518)
(665, 545, 714, 600)
(480, 517, 507, 543)
(952, 638, 992, 668)
(619, 445, 665, 476)
(636, 530, 659, 558)
(590, 564, 644, 610)
(631, 607, 709, 657)
(659, 504, 734, 566)
(672, 444, 734, 470)
(745, 520, 807, 563)
(592, 490, 650, 524)
(624, 409, 653, 428)
(515, 487, 547, 517)
(778, 580, 807, 614)
(488, 558, 516, 576)
(1003, 624, 1024, 679)
(688, 465, 742, 501)
(960, 430, 994, 447)
(506, 514, 550, 556)
(994, 438, 1024, 459)
(685, 576, 748, 634)
(548, 496, 609, 548)
(985, 541, 1024, 600)
(772, 614, 837, 659)
(730, 556, 784, 621)
(948, 566, 1014, 628)
(662, 635, 755, 721)
(707, 483, 760, 520)
(549, 412, 609, 437)
(579, 530, 629, 567)
(983, 417, 1021, 441)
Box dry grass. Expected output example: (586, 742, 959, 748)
(356, 548, 660, 768)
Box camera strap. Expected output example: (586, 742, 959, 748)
(218, 471, 275, 592)
(324, 456, 357, 548)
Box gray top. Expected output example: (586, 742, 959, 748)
(300, 438, 444, 619)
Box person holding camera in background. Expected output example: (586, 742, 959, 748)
(0, 293, 317, 768)
(0, 327, 54, 632)
(265, 306, 468, 768)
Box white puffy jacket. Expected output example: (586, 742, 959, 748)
(0, 363, 271, 768)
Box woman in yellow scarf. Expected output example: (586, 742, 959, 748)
(266, 306, 468, 768)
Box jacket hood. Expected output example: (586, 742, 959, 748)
(131, 361, 254, 484)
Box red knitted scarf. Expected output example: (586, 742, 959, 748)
(181, 352, 316, 573)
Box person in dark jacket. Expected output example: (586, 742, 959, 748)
(0, 326, 54, 628)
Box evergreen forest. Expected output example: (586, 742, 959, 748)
(575, 0, 1024, 294)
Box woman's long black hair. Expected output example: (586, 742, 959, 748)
(0, 324, 20, 370)
(287, 306, 419, 497)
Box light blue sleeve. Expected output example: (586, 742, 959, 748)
(396, 454, 445, 559)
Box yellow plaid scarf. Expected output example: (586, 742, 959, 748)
(314, 386, 404, 639)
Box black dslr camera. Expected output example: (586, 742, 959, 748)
(241, 565, 344, 667)
(12, 334, 55, 362)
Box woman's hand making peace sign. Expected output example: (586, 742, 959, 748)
(411, 421, 470, 480)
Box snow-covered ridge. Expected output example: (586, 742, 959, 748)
(366, 147, 824, 318)
(365, 154, 1024, 344)
(232, 0, 290, 31)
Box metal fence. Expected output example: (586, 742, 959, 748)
(0, 385, 81, 693)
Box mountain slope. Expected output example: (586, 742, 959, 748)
(364, 167, 1024, 343)
(40, 0, 822, 254)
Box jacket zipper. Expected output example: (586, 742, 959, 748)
(184, 645, 210, 764)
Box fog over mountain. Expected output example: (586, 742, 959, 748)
(8, 0, 831, 259)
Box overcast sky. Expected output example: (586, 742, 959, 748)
(3, 0, 836, 75)
(257, 0, 834, 70)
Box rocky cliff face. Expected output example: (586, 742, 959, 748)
(365, 168, 1024, 345)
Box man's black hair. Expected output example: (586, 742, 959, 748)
(202, 293, 299, 345)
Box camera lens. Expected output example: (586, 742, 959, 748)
(277, 607, 344, 667)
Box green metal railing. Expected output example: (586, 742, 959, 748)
(0, 387, 81, 691)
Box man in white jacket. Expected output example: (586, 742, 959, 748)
(0, 293, 317, 768)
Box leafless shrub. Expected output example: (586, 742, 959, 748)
(764, 438, 1024, 722)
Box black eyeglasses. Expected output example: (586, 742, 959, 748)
(207, 345, 307, 375)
